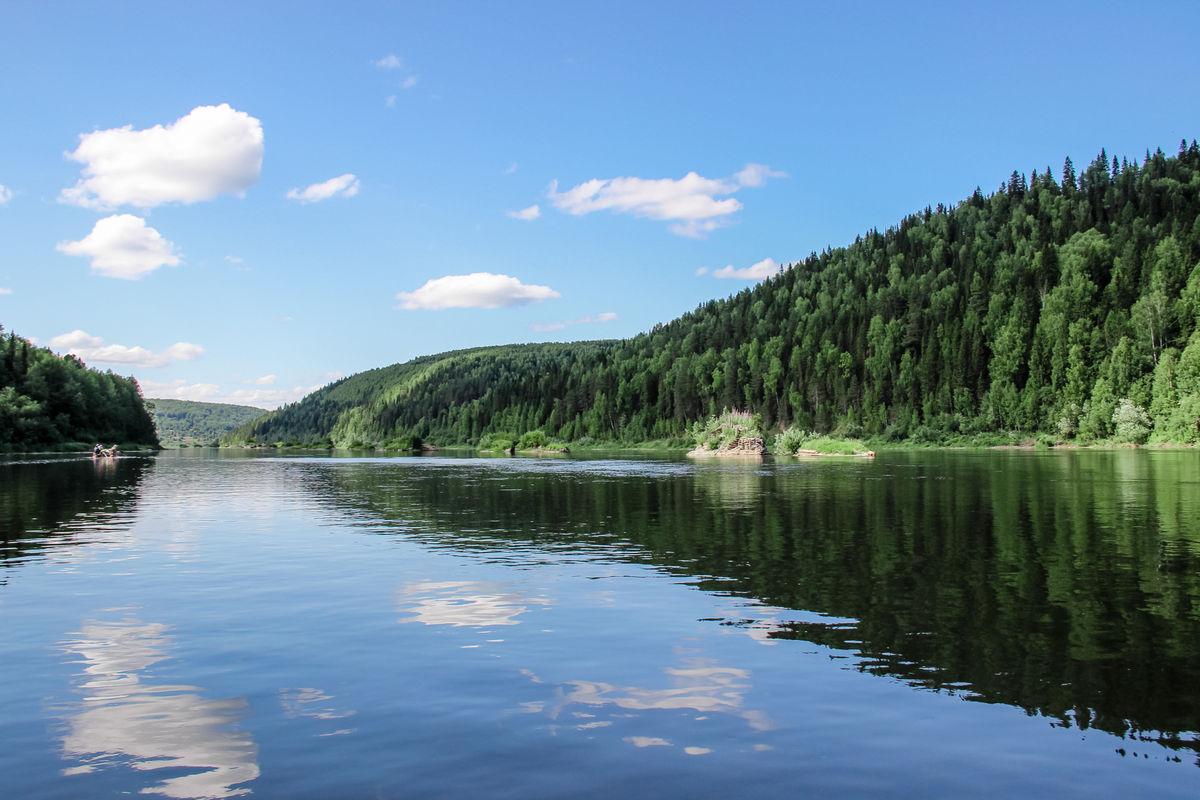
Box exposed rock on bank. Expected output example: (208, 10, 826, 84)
(687, 437, 767, 458)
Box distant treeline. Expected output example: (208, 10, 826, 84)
(150, 398, 266, 444)
(0, 328, 158, 451)
(229, 142, 1200, 448)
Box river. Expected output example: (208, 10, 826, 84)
(1, 448, 1197, 798)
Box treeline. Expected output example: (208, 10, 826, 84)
(150, 398, 266, 444)
(0, 327, 159, 451)
(229, 141, 1200, 447)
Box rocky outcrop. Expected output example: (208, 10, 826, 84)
(687, 437, 767, 458)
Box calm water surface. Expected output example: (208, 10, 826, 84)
(1, 448, 1198, 798)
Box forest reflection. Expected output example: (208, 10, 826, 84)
(314, 450, 1200, 758)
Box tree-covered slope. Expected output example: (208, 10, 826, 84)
(149, 398, 267, 444)
(229, 142, 1200, 448)
(0, 328, 159, 450)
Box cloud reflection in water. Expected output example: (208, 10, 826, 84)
(58, 617, 259, 799)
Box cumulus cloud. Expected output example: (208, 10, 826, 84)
(286, 173, 360, 203)
(546, 163, 784, 238)
(139, 379, 328, 410)
(396, 272, 561, 310)
(711, 257, 783, 280)
(530, 311, 618, 332)
(48, 330, 203, 368)
(401, 75, 419, 89)
(0, 288, 11, 295)
(507, 204, 540, 221)
(0, 184, 12, 204)
(243, 374, 276, 386)
(57, 214, 181, 279)
(376, 54, 403, 69)
(59, 104, 263, 210)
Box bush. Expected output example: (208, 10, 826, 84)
(690, 410, 762, 451)
(772, 428, 808, 455)
(517, 430, 550, 450)
(1112, 398, 1151, 444)
(478, 432, 518, 452)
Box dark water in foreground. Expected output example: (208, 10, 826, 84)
(1, 448, 1198, 798)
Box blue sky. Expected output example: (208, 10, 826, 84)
(3, 1, 1199, 408)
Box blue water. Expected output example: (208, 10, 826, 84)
(0, 449, 1196, 798)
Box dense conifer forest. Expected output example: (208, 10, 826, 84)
(230, 143, 1200, 449)
(149, 398, 266, 444)
(0, 328, 159, 450)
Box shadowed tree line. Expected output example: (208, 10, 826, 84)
(0, 328, 158, 451)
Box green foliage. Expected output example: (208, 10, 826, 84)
(0, 328, 158, 451)
(772, 427, 809, 455)
(690, 410, 762, 450)
(222, 144, 1200, 448)
(150, 398, 265, 444)
(478, 431, 518, 452)
(517, 429, 550, 450)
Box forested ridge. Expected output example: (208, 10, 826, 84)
(149, 398, 267, 444)
(0, 328, 159, 450)
(230, 142, 1200, 448)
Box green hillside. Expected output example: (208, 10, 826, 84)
(149, 398, 267, 444)
(228, 142, 1200, 449)
(0, 328, 159, 451)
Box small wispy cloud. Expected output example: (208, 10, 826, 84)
(385, 95, 397, 108)
(0, 184, 12, 204)
(546, 163, 785, 238)
(140, 378, 324, 410)
(0, 288, 12, 295)
(286, 173, 360, 203)
(507, 204, 540, 221)
(530, 311, 618, 332)
(48, 330, 203, 368)
(401, 75, 418, 89)
(702, 257, 783, 280)
(396, 272, 560, 310)
(243, 374, 276, 386)
(503, 162, 518, 175)
(376, 54, 403, 69)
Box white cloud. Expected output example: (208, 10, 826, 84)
(225, 255, 243, 264)
(385, 95, 397, 107)
(48, 330, 203, 368)
(0, 184, 12, 204)
(396, 272, 561, 310)
(504, 162, 519, 175)
(376, 54, 403, 69)
(546, 163, 783, 238)
(0, 287, 11, 295)
(140, 379, 326, 410)
(60, 104, 263, 210)
(711, 257, 782, 280)
(286, 173, 360, 203)
(734, 163, 787, 188)
(243, 374, 276, 386)
(530, 311, 618, 332)
(57, 214, 181, 279)
(401, 75, 419, 89)
(508, 204, 540, 221)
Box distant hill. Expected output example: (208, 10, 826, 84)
(227, 142, 1200, 448)
(150, 398, 267, 444)
(0, 328, 159, 451)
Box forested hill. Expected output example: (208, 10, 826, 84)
(149, 398, 267, 444)
(229, 142, 1200, 448)
(0, 328, 159, 451)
